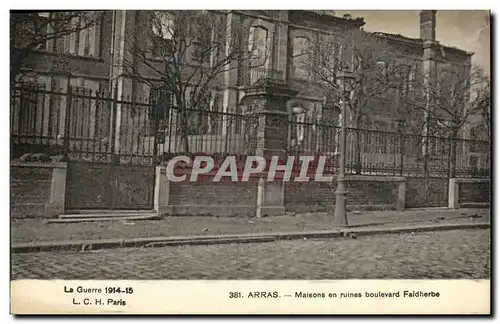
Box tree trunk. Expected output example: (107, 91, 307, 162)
(450, 128, 458, 178)
(180, 107, 189, 153)
(152, 118, 159, 164)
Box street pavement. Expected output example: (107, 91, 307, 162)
(11, 229, 490, 280)
(11, 208, 490, 244)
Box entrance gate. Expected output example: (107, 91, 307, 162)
(62, 84, 159, 211)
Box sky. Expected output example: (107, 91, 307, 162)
(336, 10, 491, 71)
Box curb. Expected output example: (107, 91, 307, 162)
(11, 222, 490, 254)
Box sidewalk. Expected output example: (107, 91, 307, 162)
(11, 208, 490, 246)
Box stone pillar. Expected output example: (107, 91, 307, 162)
(276, 11, 289, 80)
(45, 163, 68, 217)
(11, 162, 68, 218)
(256, 176, 286, 218)
(109, 10, 139, 156)
(91, 16, 101, 57)
(223, 13, 241, 134)
(448, 178, 459, 209)
(154, 166, 170, 215)
(422, 40, 438, 121)
(223, 13, 240, 88)
(422, 40, 438, 158)
(241, 80, 297, 217)
(222, 12, 243, 139)
(397, 180, 406, 211)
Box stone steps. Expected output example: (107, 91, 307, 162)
(64, 209, 156, 215)
(50, 210, 161, 223)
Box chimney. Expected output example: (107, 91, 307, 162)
(419, 10, 437, 41)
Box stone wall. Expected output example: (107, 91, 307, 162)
(165, 174, 259, 217)
(284, 176, 403, 213)
(458, 181, 490, 204)
(10, 162, 67, 219)
(406, 177, 449, 208)
(284, 180, 334, 213)
(155, 163, 407, 217)
(449, 178, 490, 209)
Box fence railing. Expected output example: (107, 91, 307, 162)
(288, 116, 490, 178)
(10, 83, 250, 165)
(10, 82, 491, 177)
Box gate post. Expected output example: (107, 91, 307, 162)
(47, 163, 68, 217)
(448, 178, 459, 209)
(10, 162, 68, 218)
(154, 165, 170, 215)
(241, 78, 298, 217)
(397, 179, 407, 211)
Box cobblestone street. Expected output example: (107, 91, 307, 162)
(11, 229, 490, 280)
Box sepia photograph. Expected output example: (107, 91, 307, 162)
(9, 6, 491, 314)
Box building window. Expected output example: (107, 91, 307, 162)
(408, 63, 416, 94)
(292, 37, 311, 79)
(151, 12, 174, 58)
(184, 90, 223, 135)
(149, 87, 172, 136)
(69, 86, 93, 140)
(152, 12, 174, 40)
(340, 39, 353, 71)
(82, 26, 91, 56)
(192, 41, 203, 63)
(21, 13, 50, 51)
(314, 39, 341, 84)
(290, 107, 306, 150)
(248, 26, 269, 67)
(43, 12, 101, 56)
(192, 35, 211, 64)
(12, 82, 44, 137)
(333, 43, 343, 74)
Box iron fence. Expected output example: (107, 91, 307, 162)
(10, 82, 249, 165)
(10, 82, 490, 177)
(288, 115, 490, 178)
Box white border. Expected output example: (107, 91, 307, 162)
(2, 1, 497, 323)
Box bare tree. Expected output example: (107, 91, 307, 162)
(10, 11, 100, 87)
(425, 67, 475, 135)
(303, 29, 419, 173)
(410, 64, 488, 176)
(471, 68, 491, 139)
(121, 10, 264, 153)
(305, 30, 417, 128)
